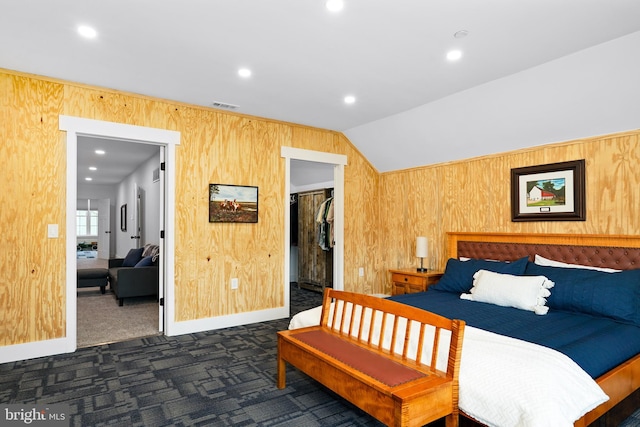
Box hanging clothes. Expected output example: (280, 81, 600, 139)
(325, 197, 334, 249)
(316, 196, 334, 251)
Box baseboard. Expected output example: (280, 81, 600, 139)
(0, 337, 75, 364)
(166, 306, 289, 336)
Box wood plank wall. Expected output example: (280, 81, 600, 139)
(0, 74, 66, 345)
(0, 69, 380, 345)
(379, 130, 640, 293)
(1, 67, 638, 346)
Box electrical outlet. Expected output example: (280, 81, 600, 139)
(231, 278, 239, 289)
(358, 267, 364, 277)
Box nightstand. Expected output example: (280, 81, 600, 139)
(389, 269, 444, 295)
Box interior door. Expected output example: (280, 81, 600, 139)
(158, 147, 165, 332)
(97, 198, 111, 259)
(132, 185, 143, 248)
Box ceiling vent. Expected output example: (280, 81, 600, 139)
(212, 101, 240, 110)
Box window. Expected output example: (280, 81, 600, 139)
(76, 210, 98, 236)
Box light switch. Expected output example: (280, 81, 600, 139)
(47, 224, 58, 238)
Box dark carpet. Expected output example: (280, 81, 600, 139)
(0, 285, 382, 426)
(1, 284, 638, 426)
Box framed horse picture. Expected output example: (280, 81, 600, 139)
(209, 184, 258, 223)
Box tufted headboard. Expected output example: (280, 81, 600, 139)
(446, 232, 640, 271)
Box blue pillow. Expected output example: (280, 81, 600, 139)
(525, 262, 640, 326)
(430, 256, 529, 294)
(122, 247, 144, 267)
(134, 256, 154, 268)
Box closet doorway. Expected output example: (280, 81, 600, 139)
(282, 147, 347, 317)
(295, 187, 334, 293)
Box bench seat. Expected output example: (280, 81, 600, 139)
(277, 289, 465, 427)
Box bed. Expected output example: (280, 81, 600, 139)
(288, 232, 640, 426)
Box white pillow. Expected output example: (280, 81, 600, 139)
(460, 269, 554, 315)
(534, 254, 621, 273)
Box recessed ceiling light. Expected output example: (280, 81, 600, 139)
(326, 0, 344, 12)
(344, 95, 356, 104)
(78, 25, 97, 39)
(238, 68, 252, 78)
(95, 149, 105, 155)
(89, 166, 97, 171)
(446, 50, 463, 61)
(85, 177, 93, 181)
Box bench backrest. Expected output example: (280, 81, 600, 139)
(320, 289, 465, 380)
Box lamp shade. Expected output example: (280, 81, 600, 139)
(416, 236, 428, 258)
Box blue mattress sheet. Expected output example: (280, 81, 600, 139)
(390, 289, 640, 378)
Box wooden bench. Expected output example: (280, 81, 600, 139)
(277, 289, 465, 427)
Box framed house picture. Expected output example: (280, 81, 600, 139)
(511, 159, 585, 222)
(209, 184, 258, 223)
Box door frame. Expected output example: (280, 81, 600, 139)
(61, 116, 180, 353)
(281, 147, 347, 316)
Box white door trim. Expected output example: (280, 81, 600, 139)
(281, 146, 347, 316)
(39, 116, 179, 360)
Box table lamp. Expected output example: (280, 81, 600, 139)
(416, 236, 428, 272)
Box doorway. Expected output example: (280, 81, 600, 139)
(290, 162, 334, 292)
(76, 138, 161, 347)
(282, 147, 347, 317)
(61, 116, 180, 355)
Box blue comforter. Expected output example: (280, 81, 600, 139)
(390, 289, 640, 378)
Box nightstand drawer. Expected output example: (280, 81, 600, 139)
(389, 269, 444, 295)
(391, 273, 427, 286)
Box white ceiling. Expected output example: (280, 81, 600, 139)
(77, 136, 158, 186)
(3, 1, 640, 175)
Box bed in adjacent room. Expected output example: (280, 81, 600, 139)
(287, 232, 640, 426)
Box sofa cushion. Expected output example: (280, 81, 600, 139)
(142, 244, 160, 258)
(122, 247, 144, 267)
(135, 256, 154, 267)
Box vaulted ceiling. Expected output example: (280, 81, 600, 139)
(3, 1, 640, 176)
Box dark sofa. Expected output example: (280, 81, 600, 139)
(108, 244, 159, 306)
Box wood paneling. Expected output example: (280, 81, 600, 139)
(3, 66, 639, 348)
(341, 134, 381, 294)
(0, 74, 65, 345)
(379, 130, 640, 284)
(1, 69, 381, 346)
